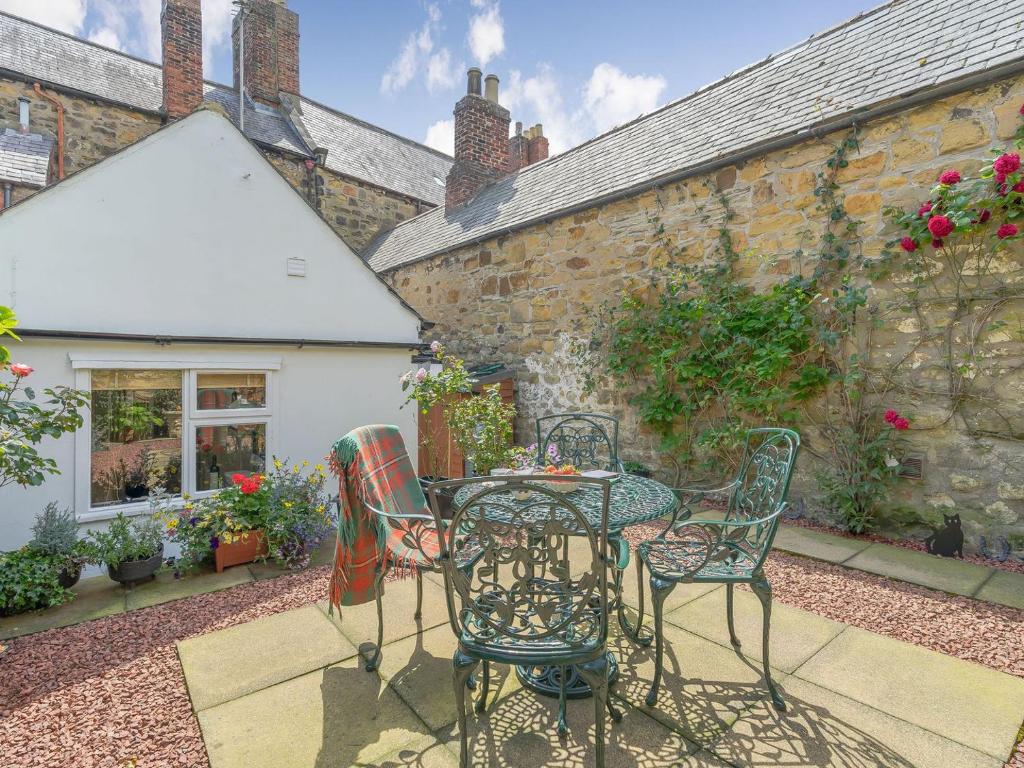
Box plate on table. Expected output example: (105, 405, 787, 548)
(580, 470, 620, 481)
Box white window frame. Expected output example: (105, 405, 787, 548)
(71, 354, 281, 523)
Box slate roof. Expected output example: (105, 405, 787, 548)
(365, 0, 1024, 273)
(0, 10, 450, 204)
(0, 128, 52, 186)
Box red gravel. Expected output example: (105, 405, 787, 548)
(2, 536, 1022, 768)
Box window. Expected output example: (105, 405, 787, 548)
(82, 366, 274, 515)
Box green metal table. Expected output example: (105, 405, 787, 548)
(453, 474, 678, 699)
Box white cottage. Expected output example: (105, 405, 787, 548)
(0, 107, 421, 548)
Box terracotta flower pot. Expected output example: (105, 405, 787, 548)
(214, 530, 268, 573)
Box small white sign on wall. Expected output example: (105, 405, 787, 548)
(286, 257, 307, 277)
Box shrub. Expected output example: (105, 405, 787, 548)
(448, 385, 516, 476)
(0, 548, 69, 615)
(263, 460, 333, 569)
(30, 502, 78, 555)
(82, 512, 163, 568)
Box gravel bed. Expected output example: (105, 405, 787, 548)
(2, 534, 1022, 768)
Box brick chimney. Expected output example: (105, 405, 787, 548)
(233, 0, 300, 106)
(161, 0, 203, 119)
(527, 124, 549, 164)
(445, 68, 511, 209)
(509, 122, 549, 172)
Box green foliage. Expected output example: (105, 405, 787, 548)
(82, 512, 163, 567)
(262, 459, 333, 569)
(0, 305, 18, 367)
(448, 385, 516, 475)
(0, 548, 70, 615)
(400, 342, 472, 478)
(30, 502, 79, 555)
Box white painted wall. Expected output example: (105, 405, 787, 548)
(0, 108, 420, 344)
(0, 108, 424, 552)
(0, 339, 417, 550)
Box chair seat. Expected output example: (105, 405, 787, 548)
(638, 538, 759, 582)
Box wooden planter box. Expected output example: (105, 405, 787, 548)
(214, 530, 268, 573)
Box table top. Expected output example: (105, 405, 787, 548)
(451, 473, 678, 532)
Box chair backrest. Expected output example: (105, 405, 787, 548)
(427, 475, 611, 655)
(535, 412, 621, 471)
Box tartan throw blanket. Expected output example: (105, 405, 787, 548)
(327, 424, 432, 611)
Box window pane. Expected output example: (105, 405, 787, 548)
(195, 423, 267, 491)
(196, 373, 267, 410)
(91, 370, 182, 507)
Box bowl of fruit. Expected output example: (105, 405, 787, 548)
(537, 464, 581, 494)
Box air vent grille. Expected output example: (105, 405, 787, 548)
(898, 454, 924, 481)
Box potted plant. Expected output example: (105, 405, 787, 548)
(448, 384, 517, 476)
(263, 459, 333, 569)
(623, 461, 653, 479)
(29, 502, 88, 588)
(83, 512, 164, 586)
(0, 547, 74, 616)
(205, 471, 270, 572)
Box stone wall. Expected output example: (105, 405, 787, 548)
(0, 77, 428, 250)
(384, 74, 1024, 548)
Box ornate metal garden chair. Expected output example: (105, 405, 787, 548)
(536, 412, 624, 471)
(427, 475, 620, 768)
(631, 428, 800, 711)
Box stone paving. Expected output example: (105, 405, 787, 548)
(180, 573, 1024, 768)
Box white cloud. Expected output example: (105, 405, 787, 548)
(87, 25, 121, 49)
(201, 0, 236, 77)
(424, 118, 454, 155)
(0, 0, 86, 33)
(426, 48, 459, 93)
(467, 1, 503, 67)
(582, 63, 666, 134)
(381, 2, 446, 94)
(502, 65, 582, 154)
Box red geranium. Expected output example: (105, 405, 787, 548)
(997, 223, 1019, 240)
(938, 169, 961, 185)
(927, 215, 953, 238)
(993, 153, 1021, 176)
(899, 237, 917, 253)
(231, 473, 246, 485)
(892, 417, 910, 431)
(239, 476, 261, 494)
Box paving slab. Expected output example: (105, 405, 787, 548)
(199, 656, 431, 768)
(773, 526, 872, 564)
(974, 569, 1024, 610)
(666, 587, 845, 673)
(843, 542, 992, 596)
(373, 734, 459, 768)
(710, 675, 1003, 768)
(179, 604, 358, 711)
(794, 625, 1024, 760)
(0, 573, 124, 639)
(607, 625, 771, 747)
(318, 573, 450, 653)
(126, 566, 253, 610)
(435, 688, 725, 768)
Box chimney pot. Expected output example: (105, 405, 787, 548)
(467, 68, 482, 96)
(17, 97, 30, 133)
(533, 123, 543, 138)
(515, 121, 523, 136)
(483, 74, 499, 103)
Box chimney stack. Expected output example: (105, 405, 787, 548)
(161, 0, 204, 119)
(17, 97, 30, 133)
(445, 68, 511, 209)
(527, 124, 549, 165)
(509, 123, 549, 172)
(233, 0, 300, 106)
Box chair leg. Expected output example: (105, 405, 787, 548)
(414, 571, 423, 620)
(620, 554, 652, 646)
(557, 665, 569, 737)
(578, 655, 615, 768)
(726, 583, 741, 647)
(750, 574, 786, 712)
(365, 564, 389, 672)
(646, 575, 676, 707)
(453, 650, 480, 768)
(474, 660, 490, 713)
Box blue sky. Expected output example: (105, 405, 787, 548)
(2, 0, 872, 155)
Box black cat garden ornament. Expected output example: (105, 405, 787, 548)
(925, 513, 964, 558)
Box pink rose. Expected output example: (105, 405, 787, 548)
(927, 215, 953, 238)
(899, 237, 917, 253)
(1020, 103, 1024, 116)
(415, 367, 427, 382)
(9, 363, 33, 378)
(993, 153, 1021, 176)
(892, 417, 910, 431)
(997, 223, 1019, 239)
(938, 169, 961, 185)
(884, 409, 899, 424)
(430, 340, 441, 354)
(917, 201, 932, 218)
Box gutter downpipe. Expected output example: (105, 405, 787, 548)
(2, 183, 11, 209)
(380, 56, 1024, 275)
(33, 83, 65, 180)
